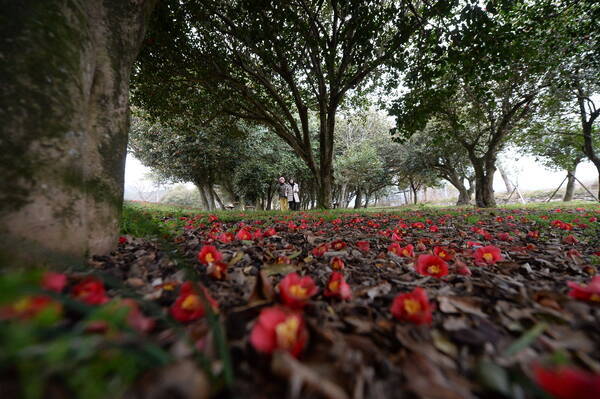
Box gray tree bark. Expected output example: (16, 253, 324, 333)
(0, 0, 157, 268)
(498, 166, 514, 193)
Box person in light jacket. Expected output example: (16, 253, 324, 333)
(288, 179, 300, 210)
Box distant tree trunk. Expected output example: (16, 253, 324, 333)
(410, 182, 419, 204)
(0, 0, 157, 267)
(354, 188, 362, 209)
(212, 187, 225, 209)
(498, 166, 514, 193)
(363, 192, 371, 208)
(423, 187, 428, 202)
(195, 183, 210, 210)
(206, 184, 215, 211)
(563, 162, 581, 202)
(577, 84, 600, 201)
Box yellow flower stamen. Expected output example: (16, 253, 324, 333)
(205, 253, 214, 263)
(328, 281, 340, 293)
(427, 265, 441, 275)
(289, 284, 308, 299)
(590, 294, 600, 302)
(181, 294, 201, 310)
(276, 316, 300, 349)
(404, 299, 421, 314)
(483, 253, 494, 262)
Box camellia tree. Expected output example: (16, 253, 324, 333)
(132, 0, 454, 208)
(399, 121, 475, 205)
(129, 112, 247, 211)
(516, 117, 588, 202)
(389, 0, 566, 207)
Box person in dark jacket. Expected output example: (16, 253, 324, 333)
(278, 176, 290, 211)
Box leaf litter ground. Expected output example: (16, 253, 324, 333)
(89, 206, 600, 398)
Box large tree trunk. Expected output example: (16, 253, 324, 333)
(472, 158, 497, 207)
(205, 184, 215, 211)
(0, 0, 156, 268)
(354, 188, 362, 209)
(196, 184, 210, 210)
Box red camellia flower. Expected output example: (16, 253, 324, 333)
(312, 244, 329, 257)
(433, 246, 453, 261)
(218, 232, 234, 243)
(119, 236, 128, 244)
(42, 272, 67, 293)
(356, 241, 370, 252)
(411, 222, 425, 229)
(263, 227, 277, 237)
(415, 255, 449, 278)
(72, 277, 109, 305)
(473, 246, 503, 265)
(390, 287, 432, 325)
(207, 261, 228, 280)
(330, 240, 347, 250)
(534, 365, 600, 399)
(208, 215, 219, 223)
(324, 272, 351, 300)
(1, 295, 62, 320)
(250, 306, 308, 358)
(197, 245, 222, 265)
(429, 225, 439, 232)
(563, 234, 579, 245)
(170, 282, 218, 322)
(278, 273, 318, 309)
(567, 276, 600, 302)
(120, 299, 155, 333)
(330, 256, 345, 270)
(527, 230, 540, 239)
(235, 228, 253, 241)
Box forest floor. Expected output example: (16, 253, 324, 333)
(2, 201, 600, 399)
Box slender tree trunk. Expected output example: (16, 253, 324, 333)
(0, 0, 157, 267)
(364, 192, 370, 208)
(212, 187, 225, 209)
(205, 184, 215, 211)
(498, 166, 514, 193)
(563, 166, 578, 202)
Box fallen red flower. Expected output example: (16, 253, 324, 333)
(42, 272, 67, 293)
(567, 276, 600, 302)
(207, 261, 228, 280)
(324, 272, 352, 300)
(235, 228, 253, 241)
(356, 241, 370, 252)
(72, 277, 109, 305)
(534, 365, 600, 399)
(330, 256, 345, 270)
(433, 246, 453, 261)
(330, 240, 347, 250)
(197, 245, 222, 265)
(250, 306, 308, 358)
(278, 273, 318, 309)
(312, 244, 329, 257)
(415, 254, 449, 278)
(1, 295, 62, 320)
(473, 245, 503, 265)
(170, 281, 218, 322)
(391, 287, 432, 325)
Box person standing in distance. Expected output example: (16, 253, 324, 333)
(288, 179, 300, 210)
(278, 177, 289, 211)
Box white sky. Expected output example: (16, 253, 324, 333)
(125, 152, 599, 195)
